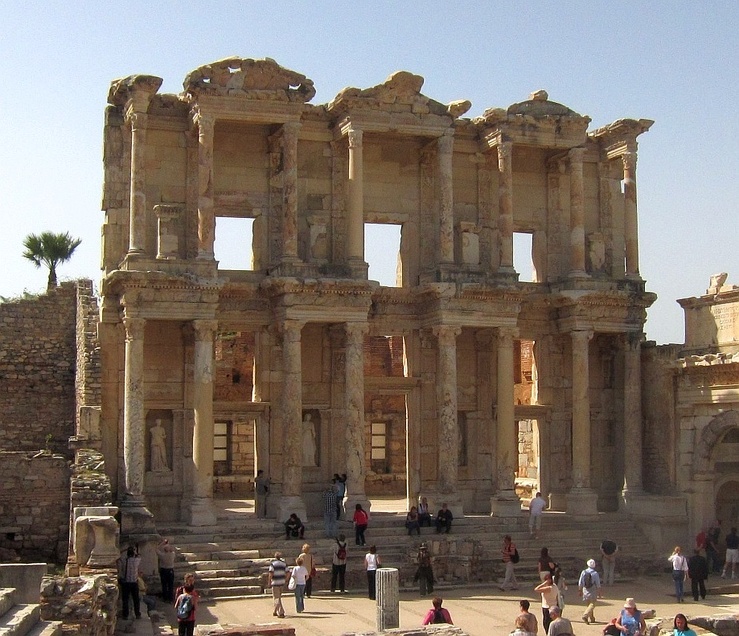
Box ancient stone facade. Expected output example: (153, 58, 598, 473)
(97, 57, 657, 534)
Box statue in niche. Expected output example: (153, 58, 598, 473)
(150, 419, 169, 471)
(302, 412, 318, 467)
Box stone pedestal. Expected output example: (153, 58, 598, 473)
(277, 495, 308, 525)
(375, 567, 399, 631)
(490, 494, 522, 517)
(565, 488, 599, 518)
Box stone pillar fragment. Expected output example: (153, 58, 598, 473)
(345, 322, 370, 513)
(622, 151, 640, 278)
(438, 132, 455, 264)
(497, 141, 514, 271)
(347, 128, 364, 262)
(195, 111, 216, 260)
(375, 568, 400, 631)
(282, 122, 301, 260)
(621, 333, 643, 499)
(568, 147, 587, 276)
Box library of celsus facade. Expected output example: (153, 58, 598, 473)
(100, 57, 656, 531)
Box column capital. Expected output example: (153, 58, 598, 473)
(568, 146, 585, 165)
(497, 326, 519, 342)
(432, 325, 461, 345)
(497, 140, 513, 164)
(282, 121, 302, 136)
(345, 322, 369, 341)
(347, 127, 363, 148)
(279, 319, 304, 342)
(122, 316, 145, 341)
(437, 131, 454, 154)
(191, 107, 215, 134)
(192, 319, 218, 341)
(571, 329, 594, 344)
(622, 151, 637, 172)
(125, 111, 148, 131)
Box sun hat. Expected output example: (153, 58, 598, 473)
(623, 598, 637, 609)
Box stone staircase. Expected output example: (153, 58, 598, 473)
(0, 588, 61, 636)
(157, 502, 662, 601)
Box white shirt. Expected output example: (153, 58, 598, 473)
(365, 553, 380, 571)
(530, 496, 546, 515)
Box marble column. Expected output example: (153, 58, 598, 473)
(347, 128, 365, 262)
(126, 112, 148, 256)
(567, 329, 598, 516)
(375, 568, 400, 630)
(432, 325, 463, 516)
(568, 147, 587, 277)
(277, 320, 307, 522)
(122, 316, 146, 501)
(491, 327, 521, 516)
(621, 333, 644, 504)
(438, 132, 455, 265)
(497, 141, 514, 272)
(622, 152, 640, 278)
(345, 322, 370, 513)
(190, 319, 217, 526)
(282, 122, 301, 261)
(195, 111, 216, 260)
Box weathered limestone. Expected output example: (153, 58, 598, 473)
(375, 568, 400, 631)
(72, 507, 119, 568)
(122, 316, 145, 502)
(345, 323, 370, 513)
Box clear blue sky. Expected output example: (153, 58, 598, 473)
(0, 1, 736, 344)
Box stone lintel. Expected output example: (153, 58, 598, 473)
(188, 94, 306, 125)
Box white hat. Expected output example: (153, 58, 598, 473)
(624, 598, 637, 609)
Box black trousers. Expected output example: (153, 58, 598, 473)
(691, 577, 706, 600)
(367, 569, 377, 600)
(331, 564, 346, 591)
(160, 567, 175, 601)
(120, 580, 141, 618)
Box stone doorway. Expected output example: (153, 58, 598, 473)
(716, 480, 739, 531)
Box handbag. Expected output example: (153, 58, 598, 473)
(310, 567, 317, 578)
(288, 574, 296, 590)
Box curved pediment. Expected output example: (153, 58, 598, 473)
(108, 74, 163, 108)
(183, 57, 316, 103)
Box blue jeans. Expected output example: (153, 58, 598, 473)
(672, 570, 685, 600)
(324, 513, 337, 538)
(294, 584, 306, 612)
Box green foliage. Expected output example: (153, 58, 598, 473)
(22, 231, 82, 291)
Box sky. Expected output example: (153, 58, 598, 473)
(0, 1, 736, 345)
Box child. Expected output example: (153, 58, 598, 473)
(174, 584, 197, 636)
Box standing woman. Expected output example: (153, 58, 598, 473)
(534, 573, 560, 633)
(538, 547, 556, 582)
(353, 503, 369, 546)
(365, 545, 381, 600)
(668, 546, 689, 603)
(298, 543, 315, 598)
(291, 557, 309, 613)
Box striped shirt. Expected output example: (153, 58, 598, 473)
(269, 559, 287, 586)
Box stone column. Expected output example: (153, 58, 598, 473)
(566, 329, 598, 516)
(277, 320, 307, 522)
(126, 111, 148, 256)
(194, 111, 216, 260)
(154, 204, 181, 260)
(432, 325, 463, 516)
(621, 333, 644, 503)
(622, 151, 640, 278)
(569, 147, 587, 276)
(375, 568, 400, 631)
(190, 319, 217, 526)
(491, 327, 520, 516)
(345, 322, 370, 513)
(347, 128, 364, 262)
(497, 141, 514, 272)
(438, 132, 455, 264)
(282, 122, 301, 260)
(122, 316, 146, 501)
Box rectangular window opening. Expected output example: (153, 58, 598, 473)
(365, 223, 402, 287)
(513, 232, 535, 282)
(214, 420, 231, 475)
(215, 217, 255, 270)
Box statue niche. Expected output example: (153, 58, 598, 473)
(146, 412, 172, 472)
(302, 410, 321, 467)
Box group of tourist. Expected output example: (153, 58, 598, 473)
(405, 497, 454, 535)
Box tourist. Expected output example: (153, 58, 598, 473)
(405, 506, 421, 536)
(553, 566, 568, 612)
(510, 614, 536, 636)
(615, 598, 645, 636)
(174, 572, 197, 602)
(414, 542, 434, 596)
(435, 502, 453, 534)
(284, 513, 305, 540)
(118, 545, 142, 620)
(268, 551, 288, 618)
(534, 572, 560, 632)
(529, 491, 547, 538)
(673, 613, 697, 636)
(156, 538, 176, 602)
(603, 617, 622, 636)
(668, 546, 689, 602)
(695, 527, 707, 553)
(254, 469, 270, 519)
(174, 583, 197, 636)
(500, 534, 519, 591)
(353, 503, 369, 546)
(298, 543, 316, 598)
(688, 548, 709, 601)
(365, 544, 381, 600)
(417, 496, 432, 527)
(721, 526, 738, 579)
(518, 599, 538, 634)
(323, 481, 338, 538)
(538, 547, 557, 582)
(333, 473, 346, 520)
(600, 538, 618, 585)
(708, 519, 723, 573)
(705, 526, 720, 574)
(547, 606, 573, 636)
(291, 556, 309, 613)
(330, 534, 348, 593)
(421, 596, 453, 625)
(578, 558, 602, 624)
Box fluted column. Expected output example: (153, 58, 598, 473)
(438, 132, 455, 264)
(347, 128, 364, 262)
(277, 320, 306, 521)
(345, 322, 370, 512)
(194, 111, 216, 260)
(127, 112, 148, 256)
(282, 122, 301, 260)
(621, 333, 644, 498)
(622, 152, 640, 278)
(569, 147, 586, 276)
(190, 319, 217, 526)
(497, 141, 514, 271)
(491, 327, 520, 515)
(123, 316, 146, 501)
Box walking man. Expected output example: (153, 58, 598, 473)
(255, 469, 270, 519)
(500, 535, 519, 591)
(268, 551, 288, 618)
(578, 558, 602, 624)
(688, 548, 709, 601)
(529, 492, 547, 538)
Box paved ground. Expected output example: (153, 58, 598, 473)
(145, 577, 739, 636)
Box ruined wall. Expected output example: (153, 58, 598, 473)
(0, 282, 78, 454)
(75, 281, 101, 422)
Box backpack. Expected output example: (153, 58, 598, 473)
(511, 548, 520, 564)
(583, 570, 593, 588)
(337, 543, 347, 560)
(433, 608, 447, 624)
(176, 593, 193, 620)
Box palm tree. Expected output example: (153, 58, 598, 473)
(22, 231, 82, 291)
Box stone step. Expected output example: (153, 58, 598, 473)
(0, 589, 17, 618)
(197, 575, 263, 588)
(0, 603, 40, 635)
(200, 585, 263, 599)
(25, 621, 62, 636)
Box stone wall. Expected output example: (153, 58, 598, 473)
(75, 280, 101, 424)
(0, 451, 70, 562)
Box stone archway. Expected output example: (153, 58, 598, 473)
(692, 410, 739, 474)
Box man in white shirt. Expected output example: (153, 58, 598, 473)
(529, 492, 547, 538)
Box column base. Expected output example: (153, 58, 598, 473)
(430, 493, 463, 519)
(490, 491, 522, 517)
(344, 494, 372, 520)
(187, 497, 217, 527)
(568, 269, 590, 279)
(277, 495, 308, 525)
(119, 495, 156, 536)
(565, 488, 599, 518)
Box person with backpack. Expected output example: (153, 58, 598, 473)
(500, 534, 520, 591)
(421, 596, 453, 625)
(414, 542, 434, 596)
(578, 558, 602, 624)
(174, 583, 197, 636)
(331, 534, 348, 593)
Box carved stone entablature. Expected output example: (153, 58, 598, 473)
(183, 57, 315, 103)
(327, 70, 471, 120)
(108, 74, 163, 111)
(589, 118, 654, 159)
(678, 352, 739, 368)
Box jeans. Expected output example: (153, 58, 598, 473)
(294, 584, 306, 612)
(673, 570, 685, 600)
(602, 557, 616, 585)
(355, 524, 367, 545)
(331, 564, 346, 592)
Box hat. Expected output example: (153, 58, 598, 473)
(587, 559, 596, 568)
(623, 598, 637, 609)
